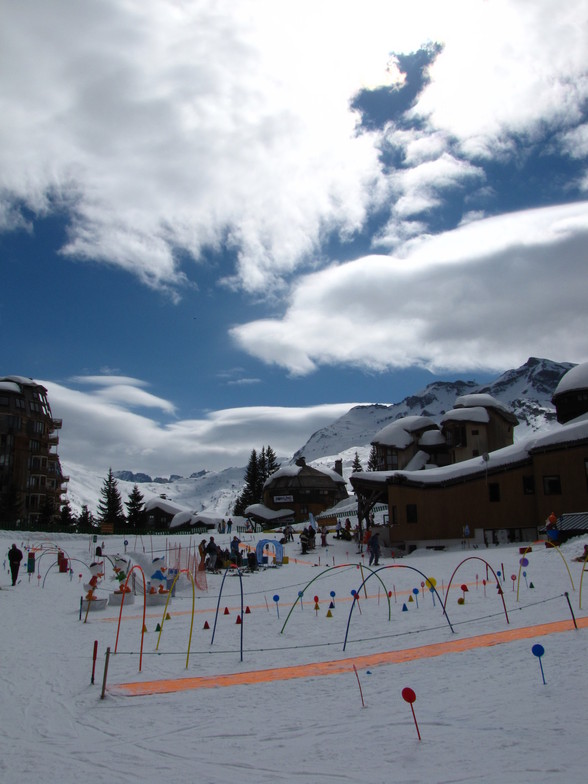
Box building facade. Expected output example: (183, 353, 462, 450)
(246, 458, 349, 527)
(350, 364, 588, 550)
(0, 376, 68, 528)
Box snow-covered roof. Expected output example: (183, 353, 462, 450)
(0, 381, 22, 394)
(353, 417, 588, 488)
(418, 429, 446, 446)
(453, 393, 512, 413)
(263, 463, 346, 488)
(145, 497, 188, 516)
(404, 450, 430, 471)
(372, 416, 438, 448)
(244, 503, 294, 520)
(441, 406, 490, 425)
(553, 362, 588, 396)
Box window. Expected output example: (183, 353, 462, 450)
(543, 475, 562, 495)
(488, 482, 501, 502)
(384, 448, 398, 470)
(522, 475, 535, 495)
(406, 504, 418, 523)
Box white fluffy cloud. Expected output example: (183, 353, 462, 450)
(231, 202, 588, 374)
(42, 377, 355, 476)
(2, 0, 587, 297)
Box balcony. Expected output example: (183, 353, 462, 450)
(50, 418, 63, 431)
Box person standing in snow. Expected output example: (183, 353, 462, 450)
(230, 536, 242, 566)
(300, 528, 310, 554)
(8, 543, 23, 586)
(368, 531, 381, 566)
(335, 519, 342, 539)
(206, 537, 219, 571)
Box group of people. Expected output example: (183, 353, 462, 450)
(299, 526, 316, 554)
(216, 519, 233, 534)
(198, 535, 242, 572)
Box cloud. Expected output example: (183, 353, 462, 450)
(42, 378, 357, 476)
(68, 375, 176, 414)
(2, 1, 587, 299)
(230, 202, 588, 374)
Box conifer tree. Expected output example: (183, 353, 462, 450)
(233, 445, 281, 516)
(351, 451, 363, 473)
(97, 468, 126, 532)
(77, 504, 95, 533)
(367, 445, 378, 471)
(125, 484, 146, 533)
(60, 500, 75, 530)
(264, 445, 280, 477)
(233, 449, 259, 516)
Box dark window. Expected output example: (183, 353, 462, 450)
(522, 475, 535, 495)
(406, 504, 418, 523)
(543, 475, 561, 495)
(585, 460, 588, 491)
(488, 482, 500, 502)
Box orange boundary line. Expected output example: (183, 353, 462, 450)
(109, 616, 587, 696)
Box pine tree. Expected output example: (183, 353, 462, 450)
(60, 500, 75, 530)
(351, 451, 363, 473)
(367, 445, 378, 471)
(233, 449, 260, 516)
(264, 445, 280, 477)
(38, 496, 56, 531)
(77, 504, 95, 533)
(97, 468, 126, 532)
(233, 445, 281, 516)
(125, 484, 146, 533)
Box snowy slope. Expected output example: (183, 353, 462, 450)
(2, 529, 588, 784)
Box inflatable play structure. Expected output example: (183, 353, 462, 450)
(255, 539, 284, 566)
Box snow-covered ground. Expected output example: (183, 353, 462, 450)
(2, 529, 587, 783)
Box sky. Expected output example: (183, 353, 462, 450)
(2, 0, 588, 478)
(2, 531, 588, 783)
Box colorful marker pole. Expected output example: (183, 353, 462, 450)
(298, 590, 304, 611)
(412, 588, 419, 608)
(353, 664, 366, 709)
(532, 643, 546, 685)
(273, 594, 280, 619)
(402, 687, 421, 740)
(91, 640, 98, 684)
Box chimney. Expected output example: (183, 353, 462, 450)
(334, 459, 343, 476)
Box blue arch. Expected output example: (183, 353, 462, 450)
(256, 539, 284, 565)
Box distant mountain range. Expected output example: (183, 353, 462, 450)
(64, 357, 573, 517)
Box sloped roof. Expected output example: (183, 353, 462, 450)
(441, 406, 489, 425)
(553, 362, 588, 397)
(555, 512, 588, 532)
(244, 503, 294, 521)
(372, 416, 438, 448)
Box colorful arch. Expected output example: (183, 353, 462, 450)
(342, 564, 454, 651)
(279, 563, 391, 635)
(443, 556, 509, 624)
(155, 568, 197, 669)
(115, 564, 147, 671)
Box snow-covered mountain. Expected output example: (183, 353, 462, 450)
(292, 357, 571, 465)
(64, 357, 573, 517)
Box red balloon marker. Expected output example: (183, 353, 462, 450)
(402, 687, 421, 740)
